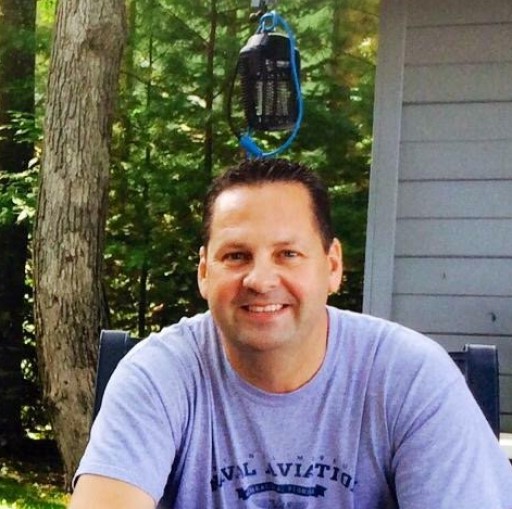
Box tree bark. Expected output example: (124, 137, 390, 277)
(0, 0, 36, 450)
(204, 0, 218, 179)
(34, 0, 126, 486)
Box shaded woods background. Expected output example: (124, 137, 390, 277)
(0, 0, 378, 480)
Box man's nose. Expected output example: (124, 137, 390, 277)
(242, 258, 279, 294)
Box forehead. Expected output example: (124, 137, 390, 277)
(208, 182, 319, 242)
(213, 181, 312, 217)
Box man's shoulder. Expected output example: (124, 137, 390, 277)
(122, 311, 217, 377)
(138, 311, 213, 348)
(159, 311, 214, 345)
(328, 306, 454, 374)
(328, 306, 410, 350)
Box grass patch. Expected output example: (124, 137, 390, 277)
(0, 460, 69, 509)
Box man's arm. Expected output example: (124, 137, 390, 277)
(68, 474, 156, 509)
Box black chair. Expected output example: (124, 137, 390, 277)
(92, 330, 138, 419)
(449, 344, 500, 437)
(93, 330, 500, 437)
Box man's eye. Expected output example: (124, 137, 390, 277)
(281, 250, 299, 258)
(224, 252, 248, 262)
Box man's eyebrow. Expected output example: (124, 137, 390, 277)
(273, 239, 301, 247)
(217, 241, 248, 250)
(216, 239, 303, 250)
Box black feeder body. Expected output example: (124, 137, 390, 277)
(238, 32, 300, 131)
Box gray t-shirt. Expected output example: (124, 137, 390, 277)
(75, 308, 512, 508)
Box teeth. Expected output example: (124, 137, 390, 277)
(246, 304, 284, 313)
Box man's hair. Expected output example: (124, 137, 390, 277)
(201, 158, 335, 252)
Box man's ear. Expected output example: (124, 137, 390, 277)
(197, 246, 208, 299)
(328, 238, 343, 294)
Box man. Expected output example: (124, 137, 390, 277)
(70, 158, 512, 508)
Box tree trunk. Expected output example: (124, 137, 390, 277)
(34, 0, 126, 487)
(204, 0, 217, 179)
(0, 0, 36, 450)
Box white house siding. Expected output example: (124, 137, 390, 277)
(364, 0, 512, 431)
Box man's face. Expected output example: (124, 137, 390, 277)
(197, 182, 342, 357)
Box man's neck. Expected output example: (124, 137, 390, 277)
(223, 333, 328, 394)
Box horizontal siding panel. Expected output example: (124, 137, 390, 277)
(394, 258, 512, 296)
(397, 181, 512, 218)
(405, 24, 512, 65)
(408, 0, 512, 27)
(392, 295, 512, 336)
(403, 63, 512, 103)
(395, 219, 512, 256)
(400, 140, 512, 180)
(402, 103, 512, 142)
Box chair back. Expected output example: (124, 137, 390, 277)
(93, 330, 137, 419)
(449, 344, 500, 437)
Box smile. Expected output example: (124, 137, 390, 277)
(244, 304, 285, 313)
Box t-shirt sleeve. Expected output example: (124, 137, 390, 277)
(73, 339, 187, 502)
(388, 339, 512, 509)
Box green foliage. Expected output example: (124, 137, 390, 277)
(105, 0, 378, 336)
(0, 167, 38, 226)
(0, 0, 376, 341)
(0, 0, 51, 442)
(1, 0, 378, 449)
(0, 0, 378, 446)
(0, 464, 67, 509)
(0, 110, 40, 225)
